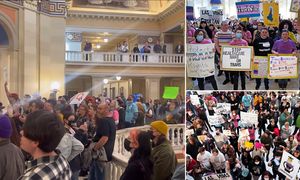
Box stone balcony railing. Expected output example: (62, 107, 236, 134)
(65, 51, 184, 66)
(107, 124, 185, 180)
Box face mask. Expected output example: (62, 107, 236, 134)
(253, 25, 257, 29)
(264, 178, 269, 180)
(196, 35, 204, 42)
(255, 161, 260, 165)
(124, 138, 132, 152)
(228, 120, 231, 122)
(236, 33, 242, 39)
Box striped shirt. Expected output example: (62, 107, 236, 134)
(215, 30, 235, 46)
(19, 155, 72, 180)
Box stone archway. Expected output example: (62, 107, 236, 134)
(0, 11, 19, 105)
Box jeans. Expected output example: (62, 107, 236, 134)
(232, 71, 246, 90)
(71, 171, 80, 180)
(197, 75, 218, 90)
(255, 78, 269, 90)
(89, 159, 105, 180)
(278, 79, 288, 89)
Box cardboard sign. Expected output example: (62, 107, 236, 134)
(202, 173, 232, 180)
(223, 130, 232, 136)
(208, 115, 224, 126)
(162, 86, 179, 99)
(190, 95, 200, 106)
(236, 1, 260, 18)
(240, 112, 258, 125)
(279, 151, 300, 180)
(200, 9, 223, 25)
(251, 56, 268, 78)
(268, 55, 298, 79)
(187, 43, 215, 78)
(263, 2, 279, 27)
(69, 92, 89, 105)
(290, 0, 300, 12)
(220, 46, 253, 71)
(213, 103, 231, 115)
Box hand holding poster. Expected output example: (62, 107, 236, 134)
(208, 115, 224, 125)
(279, 151, 300, 180)
(69, 92, 89, 105)
(213, 103, 231, 114)
(263, 2, 279, 26)
(190, 95, 200, 105)
(236, 1, 260, 18)
(187, 43, 215, 78)
(240, 112, 258, 126)
(162, 86, 179, 99)
(268, 55, 298, 79)
(221, 46, 253, 71)
(251, 56, 269, 78)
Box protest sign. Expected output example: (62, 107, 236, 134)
(213, 103, 231, 115)
(186, 6, 194, 20)
(190, 95, 200, 105)
(162, 86, 179, 99)
(240, 112, 258, 125)
(187, 43, 215, 78)
(290, 0, 300, 12)
(223, 130, 232, 136)
(69, 92, 89, 104)
(208, 115, 224, 126)
(279, 151, 300, 180)
(202, 173, 232, 180)
(236, 1, 260, 18)
(200, 9, 223, 25)
(251, 56, 268, 78)
(186, 129, 194, 136)
(268, 55, 298, 79)
(263, 2, 279, 27)
(220, 46, 253, 71)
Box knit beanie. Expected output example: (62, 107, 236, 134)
(0, 115, 12, 138)
(150, 120, 168, 136)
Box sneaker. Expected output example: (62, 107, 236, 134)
(223, 79, 230, 85)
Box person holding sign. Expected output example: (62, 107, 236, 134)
(214, 21, 235, 82)
(229, 28, 248, 90)
(253, 28, 274, 90)
(272, 30, 297, 90)
(190, 29, 218, 90)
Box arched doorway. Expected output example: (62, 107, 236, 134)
(0, 12, 19, 106)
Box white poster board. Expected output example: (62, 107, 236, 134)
(186, 129, 194, 136)
(200, 9, 223, 25)
(213, 103, 231, 115)
(268, 55, 298, 79)
(221, 46, 253, 71)
(190, 95, 200, 105)
(223, 130, 232, 136)
(187, 43, 215, 78)
(69, 92, 89, 105)
(208, 115, 224, 126)
(240, 112, 258, 125)
(279, 151, 300, 180)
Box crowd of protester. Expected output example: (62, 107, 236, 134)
(186, 91, 300, 180)
(0, 81, 184, 180)
(187, 18, 299, 90)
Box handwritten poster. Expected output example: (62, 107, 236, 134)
(213, 103, 231, 114)
(200, 9, 223, 25)
(69, 92, 89, 104)
(208, 115, 224, 126)
(221, 46, 253, 71)
(240, 112, 258, 126)
(236, 1, 260, 18)
(190, 95, 200, 105)
(279, 151, 300, 180)
(202, 173, 232, 180)
(263, 2, 279, 27)
(268, 55, 298, 79)
(251, 56, 268, 78)
(187, 43, 215, 78)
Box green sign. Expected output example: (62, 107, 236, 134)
(162, 86, 179, 99)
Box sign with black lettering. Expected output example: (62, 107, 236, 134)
(200, 9, 223, 25)
(220, 46, 253, 71)
(202, 173, 232, 180)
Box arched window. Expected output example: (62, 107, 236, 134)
(0, 24, 9, 46)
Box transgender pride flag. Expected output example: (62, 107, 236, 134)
(236, 1, 260, 19)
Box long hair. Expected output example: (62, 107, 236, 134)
(130, 131, 152, 162)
